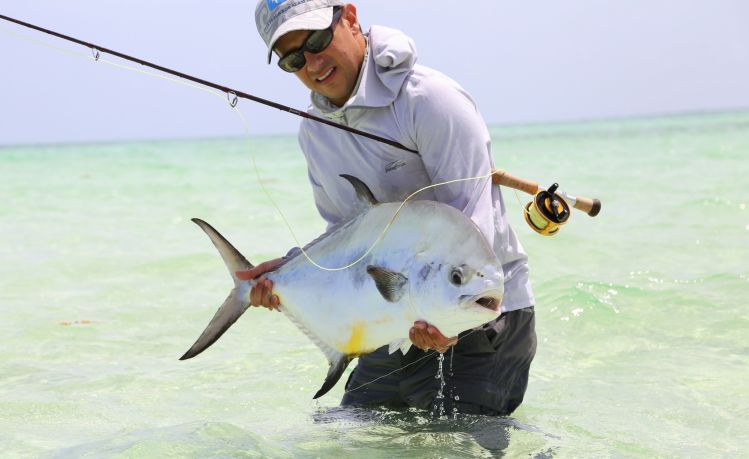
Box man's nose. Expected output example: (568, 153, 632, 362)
(304, 51, 325, 72)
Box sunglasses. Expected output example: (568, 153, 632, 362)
(277, 8, 343, 73)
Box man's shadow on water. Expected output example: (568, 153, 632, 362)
(312, 405, 555, 457)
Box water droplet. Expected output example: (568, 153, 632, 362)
(454, 395, 460, 401)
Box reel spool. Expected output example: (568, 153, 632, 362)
(523, 183, 571, 236)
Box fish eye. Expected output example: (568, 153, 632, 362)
(449, 267, 464, 286)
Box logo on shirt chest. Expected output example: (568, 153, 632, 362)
(385, 159, 407, 173)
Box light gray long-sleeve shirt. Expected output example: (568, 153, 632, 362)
(297, 25, 534, 312)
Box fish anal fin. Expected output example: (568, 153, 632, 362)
(366, 266, 408, 302)
(313, 354, 355, 399)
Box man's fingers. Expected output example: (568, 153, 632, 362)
(409, 321, 458, 352)
(236, 257, 285, 281)
(236, 269, 256, 281)
(409, 327, 427, 351)
(250, 278, 276, 309)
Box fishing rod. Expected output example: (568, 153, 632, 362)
(0, 13, 418, 155)
(1, 14, 602, 236)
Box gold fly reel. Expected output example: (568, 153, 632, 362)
(523, 183, 571, 236)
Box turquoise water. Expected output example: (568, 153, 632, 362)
(1, 112, 748, 457)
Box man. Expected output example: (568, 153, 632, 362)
(242, 0, 536, 416)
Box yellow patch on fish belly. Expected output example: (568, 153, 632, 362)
(339, 322, 367, 354)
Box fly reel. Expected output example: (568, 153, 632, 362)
(491, 170, 600, 236)
(523, 183, 571, 236)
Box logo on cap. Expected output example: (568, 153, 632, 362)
(266, 0, 287, 12)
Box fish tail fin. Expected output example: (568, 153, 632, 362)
(191, 218, 254, 281)
(179, 218, 254, 360)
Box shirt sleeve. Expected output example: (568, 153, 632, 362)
(408, 76, 496, 247)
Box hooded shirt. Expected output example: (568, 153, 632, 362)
(298, 26, 534, 312)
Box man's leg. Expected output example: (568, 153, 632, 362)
(340, 345, 408, 408)
(399, 307, 537, 415)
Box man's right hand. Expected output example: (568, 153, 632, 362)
(236, 257, 285, 311)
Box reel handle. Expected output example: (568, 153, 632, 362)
(491, 169, 601, 217)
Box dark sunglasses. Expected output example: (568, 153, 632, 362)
(277, 8, 343, 73)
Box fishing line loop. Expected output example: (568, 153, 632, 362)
(227, 91, 238, 108)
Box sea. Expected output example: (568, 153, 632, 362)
(1, 111, 747, 458)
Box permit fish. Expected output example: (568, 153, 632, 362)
(180, 175, 504, 398)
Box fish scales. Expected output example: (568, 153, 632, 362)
(181, 175, 504, 398)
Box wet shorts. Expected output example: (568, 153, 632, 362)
(341, 307, 537, 416)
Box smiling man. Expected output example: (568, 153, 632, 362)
(245, 0, 537, 416)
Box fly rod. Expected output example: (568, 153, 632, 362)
(2, 13, 602, 236)
(0, 13, 418, 155)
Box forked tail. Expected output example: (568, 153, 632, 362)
(179, 218, 254, 360)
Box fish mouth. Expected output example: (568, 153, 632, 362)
(476, 296, 500, 312)
(461, 291, 503, 313)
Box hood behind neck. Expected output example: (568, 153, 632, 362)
(311, 25, 417, 118)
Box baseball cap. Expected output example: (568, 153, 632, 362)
(255, 0, 346, 64)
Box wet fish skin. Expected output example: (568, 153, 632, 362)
(181, 175, 504, 398)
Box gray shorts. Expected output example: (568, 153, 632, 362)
(341, 307, 537, 416)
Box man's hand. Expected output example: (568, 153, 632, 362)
(409, 321, 458, 353)
(236, 258, 285, 311)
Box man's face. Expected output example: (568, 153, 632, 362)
(274, 5, 366, 107)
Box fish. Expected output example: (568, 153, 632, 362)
(180, 174, 504, 399)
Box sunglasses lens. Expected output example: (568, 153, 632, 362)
(278, 52, 306, 72)
(305, 29, 333, 53)
(276, 17, 336, 73)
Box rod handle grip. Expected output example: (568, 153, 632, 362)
(491, 169, 539, 195)
(491, 169, 602, 217)
(573, 196, 602, 217)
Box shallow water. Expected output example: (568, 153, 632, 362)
(1, 112, 748, 457)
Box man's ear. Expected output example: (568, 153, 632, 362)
(341, 3, 361, 34)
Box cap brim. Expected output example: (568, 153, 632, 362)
(266, 7, 334, 64)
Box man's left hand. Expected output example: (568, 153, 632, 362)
(409, 321, 458, 353)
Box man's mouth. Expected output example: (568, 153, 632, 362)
(316, 67, 335, 83)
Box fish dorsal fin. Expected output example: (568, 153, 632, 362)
(314, 353, 355, 399)
(366, 266, 408, 302)
(340, 174, 379, 211)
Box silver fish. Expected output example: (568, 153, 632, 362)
(180, 175, 504, 398)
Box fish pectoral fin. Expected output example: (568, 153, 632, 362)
(388, 338, 409, 355)
(313, 354, 354, 399)
(366, 266, 408, 302)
